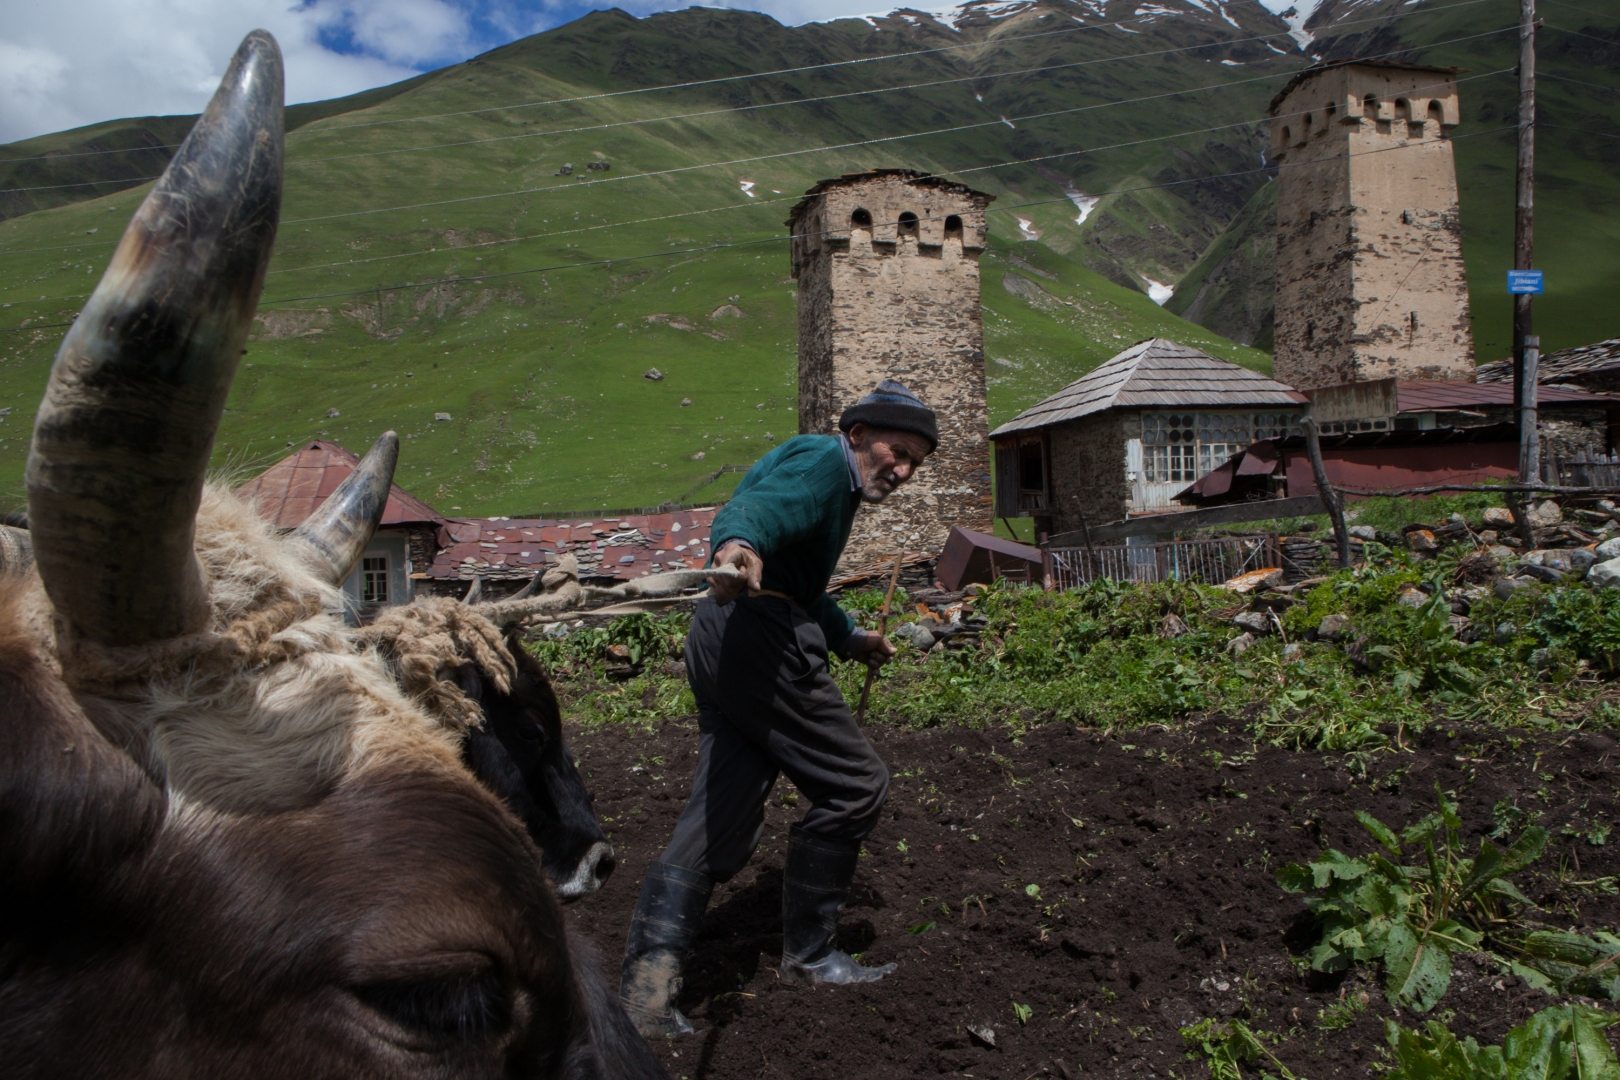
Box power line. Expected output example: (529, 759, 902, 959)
(1545, 21, 1620, 45)
(0, 121, 1518, 330)
(277, 25, 1517, 228)
(1540, 70, 1620, 92)
(0, 64, 1512, 296)
(1541, 0, 1620, 21)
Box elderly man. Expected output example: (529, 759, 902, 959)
(620, 380, 936, 1036)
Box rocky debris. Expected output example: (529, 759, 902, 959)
(325, 407, 340, 418)
(1597, 537, 1620, 561)
(1527, 500, 1564, 528)
(1590, 558, 1620, 588)
(1405, 528, 1438, 552)
(1454, 551, 1501, 583)
(586, 160, 611, 171)
(893, 622, 936, 650)
(1345, 635, 1379, 672)
(1348, 525, 1376, 541)
(434, 412, 452, 421)
(1251, 593, 1299, 614)
(1395, 586, 1427, 608)
(1232, 611, 1272, 635)
(680, 397, 693, 407)
(691, 451, 706, 460)
(1225, 632, 1256, 657)
(1222, 567, 1283, 594)
(644, 368, 664, 381)
(1494, 576, 1528, 601)
(555, 163, 573, 175)
(1282, 642, 1302, 661)
(709, 304, 745, 319)
(1317, 613, 1350, 641)
(1519, 562, 1567, 584)
(1483, 506, 1516, 528)
(1281, 535, 1328, 581)
(1157, 613, 1190, 639)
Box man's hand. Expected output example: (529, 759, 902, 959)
(847, 628, 897, 670)
(708, 542, 763, 601)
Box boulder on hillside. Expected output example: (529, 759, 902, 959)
(1483, 507, 1516, 528)
(1591, 557, 1620, 588)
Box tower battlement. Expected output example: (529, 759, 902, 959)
(788, 170, 994, 563)
(1269, 61, 1475, 391)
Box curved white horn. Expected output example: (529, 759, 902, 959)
(287, 431, 399, 585)
(26, 31, 283, 646)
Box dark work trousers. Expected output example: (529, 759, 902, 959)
(658, 594, 890, 882)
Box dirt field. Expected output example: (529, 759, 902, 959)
(564, 715, 1620, 1079)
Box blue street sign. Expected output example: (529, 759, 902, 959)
(1507, 269, 1544, 294)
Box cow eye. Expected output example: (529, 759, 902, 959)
(354, 968, 511, 1044)
(514, 717, 545, 745)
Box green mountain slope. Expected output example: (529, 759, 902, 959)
(0, 0, 1295, 514)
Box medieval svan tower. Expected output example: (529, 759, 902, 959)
(1269, 61, 1475, 391)
(788, 170, 995, 563)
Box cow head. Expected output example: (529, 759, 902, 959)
(456, 635, 617, 899)
(0, 31, 659, 1079)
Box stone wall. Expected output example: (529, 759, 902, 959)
(1271, 64, 1474, 391)
(1046, 413, 1131, 534)
(790, 172, 994, 564)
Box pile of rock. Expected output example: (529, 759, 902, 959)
(890, 586, 990, 653)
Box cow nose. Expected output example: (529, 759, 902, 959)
(554, 841, 616, 900)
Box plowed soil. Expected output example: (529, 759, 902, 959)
(564, 715, 1620, 1079)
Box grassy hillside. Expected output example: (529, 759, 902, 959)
(0, 0, 1295, 514)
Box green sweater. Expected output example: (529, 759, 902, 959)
(709, 434, 862, 647)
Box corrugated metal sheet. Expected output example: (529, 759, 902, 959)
(989, 339, 1307, 437)
(427, 508, 720, 583)
(238, 440, 444, 530)
(1476, 339, 1620, 384)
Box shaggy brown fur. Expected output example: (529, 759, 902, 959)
(0, 492, 663, 1078)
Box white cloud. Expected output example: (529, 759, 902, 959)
(0, 0, 949, 145)
(0, 0, 469, 143)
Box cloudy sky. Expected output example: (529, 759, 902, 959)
(0, 0, 1302, 144)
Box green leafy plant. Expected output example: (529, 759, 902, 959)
(1383, 1004, 1620, 1080)
(1012, 1002, 1033, 1026)
(1278, 785, 1547, 1011)
(1180, 1018, 1298, 1080)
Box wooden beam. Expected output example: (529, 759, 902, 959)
(1044, 495, 1327, 546)
(1303, 417, 1352, 569)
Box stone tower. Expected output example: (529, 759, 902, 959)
(788, 170, 994, 564)
(1269, 61, 1475, 391)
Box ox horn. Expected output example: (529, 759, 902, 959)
(25, 31, 283, 646)
(286, 431, 399, 585)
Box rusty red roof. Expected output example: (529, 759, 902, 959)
(427, 507, 720, 583)
(238, 440, 445, 530)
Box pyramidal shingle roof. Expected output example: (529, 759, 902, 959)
(989, 338, 1307, 437)
(1475, 338, 1620, 384)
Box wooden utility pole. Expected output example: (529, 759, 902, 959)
(1513, 0, 1539, 482)
(1302, 418, 1352, 569)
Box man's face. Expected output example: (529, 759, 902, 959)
(847, 424, 933, 504)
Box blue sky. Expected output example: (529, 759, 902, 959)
(0, 0, 1304, 144)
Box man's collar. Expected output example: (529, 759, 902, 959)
(837, 433, 861, 493)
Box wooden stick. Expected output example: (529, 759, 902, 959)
(856, 552, 905, 723)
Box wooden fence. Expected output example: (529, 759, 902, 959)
(1557, 451, 1620, 490)
(1044, 535, 1279, 590)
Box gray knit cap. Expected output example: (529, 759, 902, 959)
(837, 379, 938, 450)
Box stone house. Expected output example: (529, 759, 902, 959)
(788, 169, 995, 564)
(237, 440, 444, 621)
(989, 339, 1308, 535)
(1269, 60, 1474, 390)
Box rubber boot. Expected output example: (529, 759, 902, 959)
(619, 861, 713, 1037)
(779, 825, 898, 987)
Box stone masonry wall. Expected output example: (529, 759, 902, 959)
(791, 174, 994, 565)
(1272, 64, 1474, 391)
(1046, 413, 1130, 535)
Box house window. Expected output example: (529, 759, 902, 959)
(1143, 411, 1302, 482)
(362, 556, 389, 605)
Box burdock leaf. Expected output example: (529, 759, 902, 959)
(1358, 810, 1404, 856)
(1385, 922, 1454, 1012)
(1502, 827, 1551, 875)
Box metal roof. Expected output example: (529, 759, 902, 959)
(988, 338, 1308, 438)
(427, 508, 720, 583)
(238, 440, 445, 530)
(1475, 339, 1620, 385)
(1392, 379, 1618, 411)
